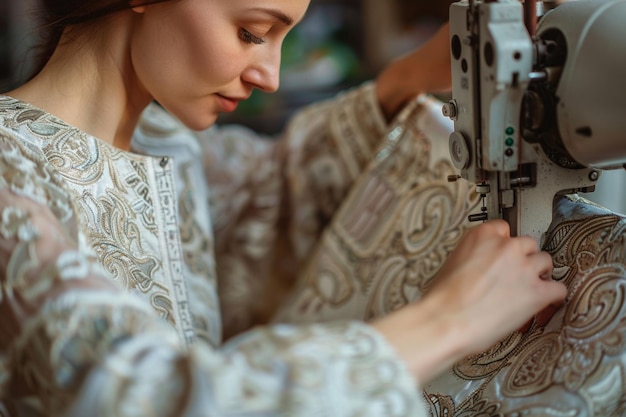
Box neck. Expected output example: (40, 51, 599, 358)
(5, 13, 151, 150)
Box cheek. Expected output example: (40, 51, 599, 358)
(131, 10, 245, 99)
(179, 22, 245, 88)
(186, 46, 243, 90)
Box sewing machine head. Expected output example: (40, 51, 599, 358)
(444, 0, 626, 244)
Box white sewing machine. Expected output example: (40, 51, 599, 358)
(443, 0, 626, 244)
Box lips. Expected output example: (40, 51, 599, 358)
(216, 94, 243, 113)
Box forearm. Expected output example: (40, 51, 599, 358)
(372, 295, 467, 385)
(375, 23, 451, 122)
(376, 62, 422, 123)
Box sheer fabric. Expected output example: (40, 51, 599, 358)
(0, 84, 425, 417)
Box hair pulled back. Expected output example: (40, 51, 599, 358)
(31, 0, 171, 81)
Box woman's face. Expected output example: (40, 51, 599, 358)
(130, 0, 310, 130)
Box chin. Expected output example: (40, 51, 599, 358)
(175, 110, 219, 132)
(156, 99, 220, 132)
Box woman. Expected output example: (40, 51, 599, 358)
(0, 0, 566, 416)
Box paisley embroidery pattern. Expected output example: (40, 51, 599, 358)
(275, 103, 479, 322)
(0, 86, 429, 417)
(273, 92, 626, 414)
(498, 210, 626, 400)
(198, 84, 394, 338)
(6, 75, 623, 416)
(0, 96, 194, 344)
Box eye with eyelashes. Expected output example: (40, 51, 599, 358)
(238, 28, 266, 45)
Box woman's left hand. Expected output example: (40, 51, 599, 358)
(376, 22, 451, 121)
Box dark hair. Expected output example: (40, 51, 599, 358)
(31, 0, 172, 81)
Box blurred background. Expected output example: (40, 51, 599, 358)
(1, 0, 624, 213)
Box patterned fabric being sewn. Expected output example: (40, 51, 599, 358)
(275, 97, 626, 416)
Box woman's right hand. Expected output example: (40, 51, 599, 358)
(373, 220, 567, 385)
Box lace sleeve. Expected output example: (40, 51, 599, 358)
(192, 83, 401, 336)
(132, 85, 415, 339)
(0, 128, 426, 416)
(202, 82, 390, 265)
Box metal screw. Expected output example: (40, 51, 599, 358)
(589, 170, 599, 181)
(442, 100, 458, 120)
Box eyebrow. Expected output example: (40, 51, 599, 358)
(250, 8, 294, 26)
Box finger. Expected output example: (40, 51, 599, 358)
(539, 280, 568, 307)
(533, 251, 554, 279)
(514, 235, 542, 256)
(485, 219, 511, 238)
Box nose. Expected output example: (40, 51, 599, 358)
(242, 45, 281, 93)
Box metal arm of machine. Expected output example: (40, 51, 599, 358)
(444, 0, 626, 244)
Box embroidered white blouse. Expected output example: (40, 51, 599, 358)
(0, 83, 430, 417)
(3, 78, 624, 417)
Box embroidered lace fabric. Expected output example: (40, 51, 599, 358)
(424, 195, 626, 416)
(132, 84, 393, 339)
(0, 85, 426, 417)
(2, 78, 624, 417)
(272, 99, 626, 415)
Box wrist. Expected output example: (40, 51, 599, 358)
(372, 295, 468, 384)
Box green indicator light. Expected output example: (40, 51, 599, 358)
(505, 127, 515, 135)
(505, 138, 514, 147)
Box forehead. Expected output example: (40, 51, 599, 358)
(227, 0, 311, 24)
